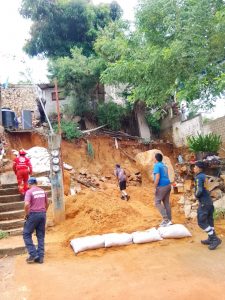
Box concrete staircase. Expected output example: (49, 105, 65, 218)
(0, 183, 51, 257)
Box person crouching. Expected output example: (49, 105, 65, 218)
(114, 164, 129, 201)
(194, 161, 222, 250)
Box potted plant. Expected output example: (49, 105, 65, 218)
(187, 133, 222, 160)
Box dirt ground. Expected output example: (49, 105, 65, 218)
(1, 134, 225, 299)
(1, 184, 225, 300)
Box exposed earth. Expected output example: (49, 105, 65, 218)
(0, 133, 225, 300)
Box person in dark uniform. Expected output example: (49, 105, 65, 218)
(194, 161, 222, 250)
(23, 177, 49, 263)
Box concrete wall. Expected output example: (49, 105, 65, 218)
(172, 115, 203, 147)
(203, 116, 225, 142)
(42, 87, 70, 115)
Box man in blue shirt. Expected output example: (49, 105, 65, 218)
(153, 153, 172, 227)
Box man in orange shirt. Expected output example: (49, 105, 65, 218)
(13, 150, 32, 194)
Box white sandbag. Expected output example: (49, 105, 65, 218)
(70, 235, 105, 254)
(158, 224, 192, 239)
(63, 163, 73, 170)
(132, 228, 162, 244)
(104, 233, 133, 248)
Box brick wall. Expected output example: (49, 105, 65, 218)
(1, 85, 38, 118)
(204, 116, 225, 142)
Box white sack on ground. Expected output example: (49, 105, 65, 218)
(26, 147, 50, 173)
(158, 224, 192, 239)
(132, 228, 162, 244)
(36, 176, 51, 186)
(70, 235, 105, 254)
(104, 233, 133, 248)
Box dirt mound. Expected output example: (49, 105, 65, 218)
(51, 183, 184, 247)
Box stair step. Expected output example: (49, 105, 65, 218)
(0, 187, 19, 195)
(1, 183, 18, 189)
(0, 202, 24, 212)
(0, 235, 26, 257)
(0, 218, 24, 230)
(1, 227, 23, 236)
(0, 210, 24, 221)
(0, 194, 23, 204)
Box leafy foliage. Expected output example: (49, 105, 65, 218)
(96, 0, 225, 110)
(214, 208, 225, 220)
(0, 230, 8, 240)
(97, 101, 126, 131)
(20, 0, 122, 58)
(49, 48, 106, 116)
(145, 113, 161, 134)
(187, 133, 222, 153)
(87, 141, 94, 159)
(54, 120, 83, 140)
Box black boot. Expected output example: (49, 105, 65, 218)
(201, 236, 211, 245)
(208, 233, 222, 250)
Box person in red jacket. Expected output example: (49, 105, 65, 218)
(13, 150, 32, 194)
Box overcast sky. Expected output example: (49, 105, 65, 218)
(0, 0, 224, 117)
(0, 0, 137, 84)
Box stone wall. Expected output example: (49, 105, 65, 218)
(1, 85, 37, 118)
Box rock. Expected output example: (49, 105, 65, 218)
(100, 177, 106, 182)
(189, 211, 197, 219)
(79, 168, 88, 175)
(210, 189, 223, 201)
(135, 149, 175, 182)
(105, 175, 112, 179)
(178, 196, 185, 204)
(220, 175, 225, 183)
(184, 204, 192, 218)
(207, 181, 220, 192)
(214, 196, 225, 209)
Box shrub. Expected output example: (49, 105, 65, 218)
(0, 230, 8, 239)
(54, 120, 83, 140)
(97, 101, 126, 131)
(187, 133, 222, 153)
(145, 114, 161, 134)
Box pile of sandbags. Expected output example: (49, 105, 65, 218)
(70, 224, 191, 254)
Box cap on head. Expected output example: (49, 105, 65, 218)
(115, 164, 120, 168)
(19, 149, 27, 155)
(195, 161, 205, 169)
(28, 177, 37, 185)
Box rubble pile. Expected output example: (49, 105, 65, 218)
(74, 168, 142, 190)
(179, 175, 225, 219)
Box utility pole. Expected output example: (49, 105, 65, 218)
(48, 133, 65, 224)
(47, 80, 65, 224)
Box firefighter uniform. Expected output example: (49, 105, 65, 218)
(13, 150, 32, 194)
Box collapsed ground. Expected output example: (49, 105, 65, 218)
(3, 132, 225, 254)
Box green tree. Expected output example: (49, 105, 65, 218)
(48, 48, 106, 116)
(96, 0, 225, 110)
(20, 0, 122, 58)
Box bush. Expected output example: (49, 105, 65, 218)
(187, 133, 222, 153)
(145, 114, 160, 134)
(97, 101, 126, 131)
(0, 230, 8, 239)
(54, 120, 83, 140)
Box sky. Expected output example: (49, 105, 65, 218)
(0, 0, 224, 118)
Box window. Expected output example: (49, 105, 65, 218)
(51, 90, 65, 101)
